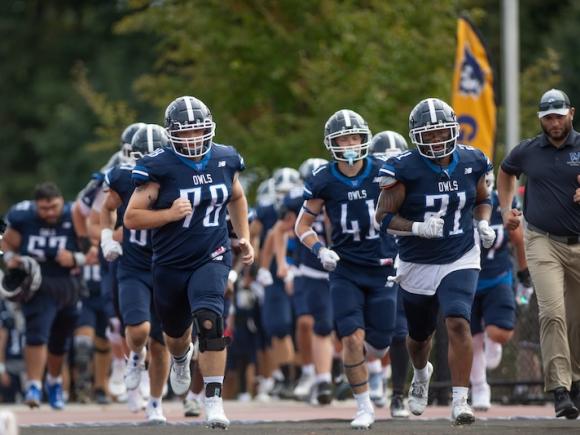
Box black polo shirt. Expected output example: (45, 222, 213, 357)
(501, 129, 580, 236)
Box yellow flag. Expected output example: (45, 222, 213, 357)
(452, 16, 496, 160)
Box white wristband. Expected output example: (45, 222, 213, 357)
(100, 228, 113, 243)
(411, 222, 421, 235)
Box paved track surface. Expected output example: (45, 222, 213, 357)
(9, 400, 580, 434)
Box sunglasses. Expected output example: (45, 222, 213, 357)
(539, 100, 570, 111)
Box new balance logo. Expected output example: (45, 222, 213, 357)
(218, 161, 226, 167)
(464, 167, 472, 174)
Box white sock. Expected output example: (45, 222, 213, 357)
(452, 387, 469, 403)
(367, 360, 382, 374)
(185, 390, 196, 401)
(354, 391, 373, 410)
(26, 380, 42, 390)
(470, 333, 486, 386)
(302, 364, 315, 377)
(46, 374, 62, 386)
(413, 363, 430, 382)
(316, 372, 332, 384)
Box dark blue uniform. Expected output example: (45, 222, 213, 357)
(132, 145, 244, 338)
(77, 176, 118, 328)
(471, 193, 518, 334)
(304, 157, 398, 350)
(106, 164, 163, 342)
(78, 264, 109, 339)
(380, 145, 492, 341)
(5, 201, 82, 354)
(284, 188, 333, 337)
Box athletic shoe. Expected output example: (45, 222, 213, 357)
(46, 383, 65, 410)
(471, 382, 491, 411)
(25, 385, 41, 409)
(204, 396, 230, 429)
(127, 388, 145, 413)
(140, 369, 151, 400)
(554, 387, 579, 419)
(108, 358, 127, 398)
(183, 396, 202, 417)
(390, 393, 410, 418)
(408, 362, 433, 416)
(124, 353, 145, 391)
(146, 400, 167, 424)
(293, 373, 315, 400)
(350, 406, 374, 429)
(451, 397, 475, 425)
(484, 336, 502, 370)
(316, 381, 333, 406)
(369, 371, 386, 408)
(169, 343, 194, 395)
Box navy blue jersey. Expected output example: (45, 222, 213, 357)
(283, 187, 327, 271)
(106, 165, 152, 271)
(479, 192, 518, 280)
(5, 201, 80, 277)
(78, 173, 105, 212)
(255, 203, 278, 246)
(82, 264, 101, 295)
(132, 145, 244, 270)
(304, 157, 397, 267)
(380, 145, 492, 264)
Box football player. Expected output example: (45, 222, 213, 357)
(375, 98, 495, 425)
(125, 96, 253, 428)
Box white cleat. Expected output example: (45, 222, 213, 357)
(408, 362, 433, 416)
(471, 383, 491, 411)
(124, 354, 145, 391)
(369, 372, 386, 408)
(293, 373, 316, 400)
(140, 370, 151, 400)
(146, 400, 167, 425)
(451, 397, 475, 425)
(109, 358, 127, 398)
(127, 388, 146, 413)
(183, 396, 202, 417)
(204, 396, 230, 429)
(484, 337, 502, 370)
(350, 406, 375, 430)
(169, 343, 194, 396)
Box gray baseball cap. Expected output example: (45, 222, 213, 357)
(538, 89, 571, 118)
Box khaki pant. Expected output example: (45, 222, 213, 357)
(525, 228, 580, 391)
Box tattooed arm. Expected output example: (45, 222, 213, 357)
(374, 182, 414, 235)
(124, 182, 191, 229)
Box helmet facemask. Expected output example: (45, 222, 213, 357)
(324, 129, 371, 165)
(167, 121, 215, 158)
(410, 122, 459, 159)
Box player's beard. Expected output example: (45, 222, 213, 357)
(542, 119, 572, 142)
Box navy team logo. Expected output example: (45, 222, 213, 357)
(458, 46, 485, 97)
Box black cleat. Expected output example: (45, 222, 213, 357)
(554, 387, 579, 419)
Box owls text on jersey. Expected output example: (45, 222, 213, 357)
(106, 164, 153, 271)
(380, 145, 492, 264)
(304, 157, 397, 267)
(131, 144, 244, 270)
(5, 200, 80, 277)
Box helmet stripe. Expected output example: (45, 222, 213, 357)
(387, 131, 396, 149)
(146, 124, 154, 153)
(183, 97, 195, 121)
(427, 98, 437, 123)
(342, 109, 352, 127)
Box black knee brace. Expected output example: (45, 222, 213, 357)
(192, 309, 231, 352)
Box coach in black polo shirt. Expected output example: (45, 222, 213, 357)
(497, 88, 580, 419)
